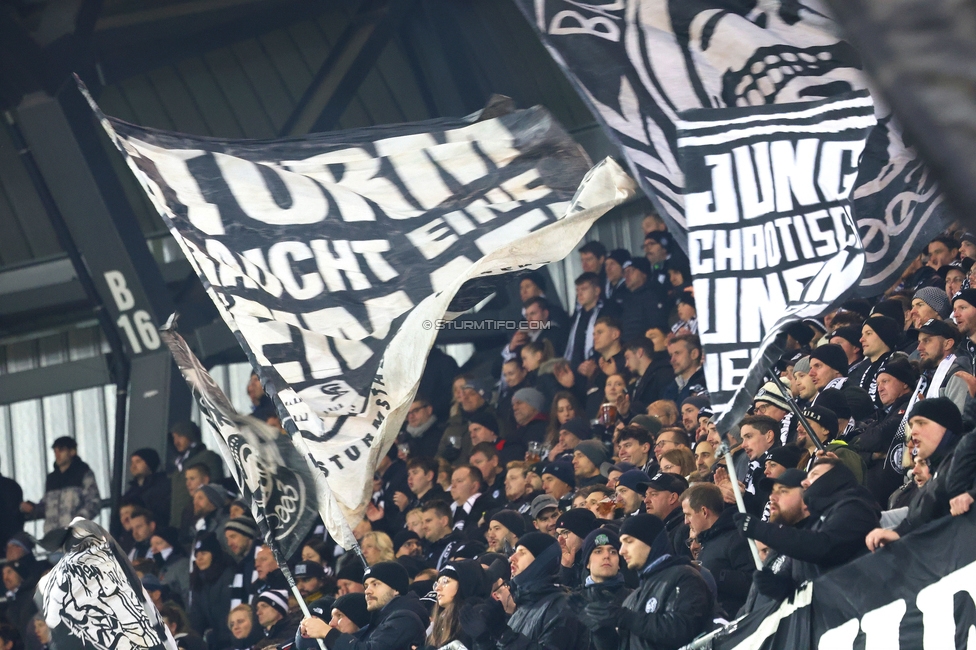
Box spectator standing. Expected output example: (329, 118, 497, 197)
(564, 273, 620, 367)
(20, 437, 100, 534)
(619, 258, 667, 343)
(188, 533, 235, 650)
(169, 422, 225, 529)
(398, 398, 444, 460)
(661, 335, 708, 404)
(603, 249, 630, 306)
(123, 448, 172, 530)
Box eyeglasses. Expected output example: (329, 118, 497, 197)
(435, 576, 454, 586)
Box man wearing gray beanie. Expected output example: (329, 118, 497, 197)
(512, 387, 549, 444)
(579, 514, 712, 648)
(911, 287, 951, 327)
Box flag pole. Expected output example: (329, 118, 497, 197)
(767, 372, 826, 453)
(716, 441, 763, 570)
(272, 550, 328, 650)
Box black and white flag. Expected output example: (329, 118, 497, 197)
(160, 320, 323, 554)
(693, 511, 976, 650)
(678, 93, 874, 423)
(514, 0, 951, 294)
(37, 518, 178, 650)
(84, 85, 635, 541)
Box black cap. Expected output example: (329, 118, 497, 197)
(627, 257, 651, 276)
(637, 472, 689, 495)
(759, 468, 807, 492)
(918, 318, 962, 343)
(555, 508, 599, 540)
(333, 593, 370, 629)
(766, 445, 804, 471)
(293, 561, 326, 580)
(801, 405, 838, 439)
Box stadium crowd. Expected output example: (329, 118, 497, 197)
(4, 216, 976, 650)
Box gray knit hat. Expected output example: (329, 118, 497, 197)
(512, 387, 546, 413)
(793, 357, 811, 374)
(914, 287, 951, 319)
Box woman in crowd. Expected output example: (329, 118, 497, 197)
(660, 448, 696, 477)
(188, 532, 235, 650)
(224, 605, 263, 650)
(360, 531, 395, 565)
(428, 560, 489, 649)
(544, 392, 581, 451)
(521, 340, 555, 384)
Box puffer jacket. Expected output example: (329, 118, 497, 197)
(323, 593, 428, 650)
(33, 457, 101, 534)
(748, 462, 880, 585)
(895, 431, 961, 536)
(695, 506, 755, 617)
(498, 543, 588, 650)
(589, 555, 713, 650)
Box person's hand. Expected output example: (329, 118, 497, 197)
(460, 599, 506, 639)
(865, 527, 900, 552)
(955, 371, 976, 397)
(548, 442, 567, 461)
(365, 501, 384, 522)
(19, 502, 33, 514)
(553, 362, 575, 388)
(815, 450, 840, 461)
(509, 330, 530, 352)
(578, 360, 598, 378)
(951, 493, 975, 516)
(300, 616, 331, 638)
(733, 512, 760, 538)
(616, 392, 631, 417)
(393, 491, 411, 511)
(579, 601, 622, 631)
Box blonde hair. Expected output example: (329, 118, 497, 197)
(227, 604, 253, 629)
(360, 531, 395, 564)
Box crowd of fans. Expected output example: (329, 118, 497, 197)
(4, 217, 976, 650)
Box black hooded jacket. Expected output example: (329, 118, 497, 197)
(498, 542, 589, 650)
(588, 554, 712, 650)
(850, 392, 911, 506)
(748, 463, 880, 584)
(695, 506, 755, 617)
(323, 593, 427, 650)
(895, 431, 961, 536)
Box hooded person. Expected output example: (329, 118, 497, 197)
(300, 561, 427, 650)
(579, 514, 713, 650)
(459, 532, 588, 650)
(187, 532, 236, 650)
(123, 447, 172, 527)
(427, 560, 491, 648)
(735, 458, 881, 597)
(867, 397, 966, 551)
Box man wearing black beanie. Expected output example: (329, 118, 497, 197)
(808, 344, 849, 393)
(579, 514, 712, 649)
(867, 397, 965, 552)
(852, 316, 899, 407)
(460, 531, 586, 650)
(300, 560, 427, 650)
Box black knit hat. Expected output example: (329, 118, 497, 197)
(392, 529, 420, 554)
(363, 561, 409, 595)
(829, 326, 863, 350)
(952, 288, 976, 308)
(580, 527, 620, 570)
(878, 355, 919, 389)
(333, 593, 370, 629)
(170, 420, 201, 442)
(467, 410, 499, 435)
(439, 559, 489, 599)
(618, 514, 665, 549)
(863, 316, 902, 352)
(307, 596, 334, 622)
(193, 532, 222, 557)
(516, 531, 558, 559)
(809, 344, 849, 376)
(256, 590, 289, 617)
(627, 257, 651, 276)
(541, 461, 575, 488)
(336, 560, 365, 584)
(488, 509, 526, 537)
(555, 508, 599, 540)
(814, 388, 851, 420)
(909, 396, 963, 435)
(607, 249, 631, 267)
(131, 448, 161, 473)
(766, 445, 805, 470)
(152, 526, 181, 551)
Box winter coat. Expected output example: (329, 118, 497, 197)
(0, 473, 24, 549)
(122, 471, 172, 528)
(322, 593, 428, 650)
(33, 457, 101, 534)
(629, 352, 674, 416)
(749, 463, 880, 585)
(189, 562, 235, 650)
(158, 548, 192, 610)
(500, 543, 588, 650)
(947, 429, 976, 501)
(738, 548, 793, 617)
(850, 393, 911, 504)
(589, 555, 712, 650)
(660, 367, 709, 406)
(170, 443, 225, 528)
(620, 283, 667, 343)
(895, 433, 961, 536)
(695, 506, 755, 617)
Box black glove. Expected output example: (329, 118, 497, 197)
(754, 567, 796, 601)
(459, 599, 507, 639)
(733, 512, 759, 538)
(579, 601, 622, 631)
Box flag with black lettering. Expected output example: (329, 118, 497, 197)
(514, 0, 952, 295)
(678, 92, 874, 425)
(37, 518, 178, 650)
(690, 511, 976, 649)
(160, 320, 325, 553)
(84, 86, 636, 541)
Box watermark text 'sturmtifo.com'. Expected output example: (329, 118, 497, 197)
(422, 319, 552, 331)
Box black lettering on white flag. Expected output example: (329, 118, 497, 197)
(514, 0, 952, 295)
(81, 83, 635, 540)
(678, 92, 875, 425)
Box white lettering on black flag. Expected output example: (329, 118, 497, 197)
(513, 0, 952, 295)
(679, 93, 874, 424)
(82, 83, 635, 540)
(160, 321, 322, 555)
